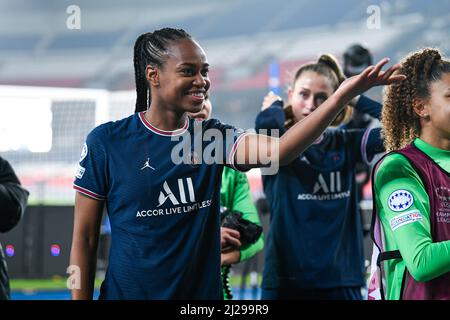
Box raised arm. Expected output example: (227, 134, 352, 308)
(70, 192, 104, 300)
(235, 58, 404, 169)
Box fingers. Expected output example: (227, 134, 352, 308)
(223, 234, 241, 248)
(221, 227, 240, 239)
(362, 59, 406, 86)
(376, 63, 406, 85)
(221, 227, 241, 248)
(359, 65, 375, 78)
(368, 57, 390, 77)
(385, 74, 407, 84)
(380, 63, 400, 80)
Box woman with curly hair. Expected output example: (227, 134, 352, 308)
(370, 48, 450, 300)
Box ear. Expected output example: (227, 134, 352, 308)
(146, 65, 159, 86)
(412, 98, 430, 119)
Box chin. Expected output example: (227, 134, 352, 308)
(190, 104, 203, 113)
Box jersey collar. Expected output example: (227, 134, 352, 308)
(138, 112, 189, 136)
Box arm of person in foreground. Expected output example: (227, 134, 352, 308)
(69, 192, 104, 300)
(235, 58, 405, 169)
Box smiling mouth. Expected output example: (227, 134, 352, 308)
(187, 91, 206, 98)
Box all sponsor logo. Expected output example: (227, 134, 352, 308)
(313, 171, 341, 194)
(136, 177, 212, 218)
(298, 171, 350, 200)
(157, 178, 195, 207)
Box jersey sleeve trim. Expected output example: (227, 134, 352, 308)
(73, 184, 106, 201)
(361, 127, 372, 165)
(229, 132, 251, 172)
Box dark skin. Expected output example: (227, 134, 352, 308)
(70, 37, 405, 299)
(144, 39, 210, 131)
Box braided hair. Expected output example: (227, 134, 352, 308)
(133, 28, 192, 113)
(382, 48, 450, 152)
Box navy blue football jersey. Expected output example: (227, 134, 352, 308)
(256, 96, 383, 289)
(74, 112, 248, 299)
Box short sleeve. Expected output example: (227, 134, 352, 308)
(375, 154, 430, 233)
(348, 127, 383, 164)
(206, 119, 250, 172)
(73, 126, 109, 200)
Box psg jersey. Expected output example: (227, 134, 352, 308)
(74, 112, 248, 299)
(256, 98, 383, 289)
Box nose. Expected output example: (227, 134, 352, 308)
(304, 95, 316, 111)
(193, 73, 209, 89)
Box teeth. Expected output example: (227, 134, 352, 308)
(190, 92, 204, 97)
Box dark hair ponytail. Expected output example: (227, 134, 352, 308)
(133, 28, 192, 113)
(317, 54, 346, 85)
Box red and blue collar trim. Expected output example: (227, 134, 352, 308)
(138, 112, 189, 136)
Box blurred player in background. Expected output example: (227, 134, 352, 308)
(256, 54, 392, 299)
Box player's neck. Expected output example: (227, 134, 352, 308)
(419, 131, 450, 151)
(145, 106, 187, 131)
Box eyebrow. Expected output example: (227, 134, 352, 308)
(177, 62, 209, 68)
(298, 87, 328, 95)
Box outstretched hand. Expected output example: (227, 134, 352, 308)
(337, 58, 406, 101)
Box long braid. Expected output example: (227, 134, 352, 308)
(133, 28, 192, 113)
(382, 48, 450, 152)
(134, 33, 151, 113)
